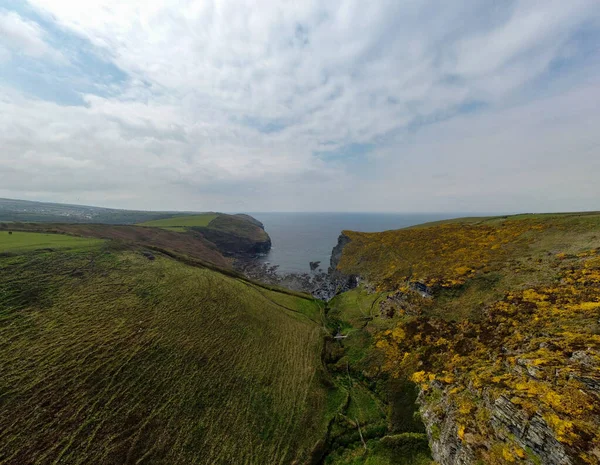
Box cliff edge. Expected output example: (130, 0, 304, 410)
(332, 212, 600, 465)
(193, 213, 271, 257)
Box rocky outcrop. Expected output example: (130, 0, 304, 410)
(491, 396, 572, 465)
(309, 261, 321, 272)
(330, 233, 351, 271)
(193, 214, 271, 258)
(419, 385, 575, 465)
(419, 384, 476, 465)
(194, 227, 271, 256)
(313, 218, 600, 465)
(311, 273, 359, 301)
(235, 233, 358, 301)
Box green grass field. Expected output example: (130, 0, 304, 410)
(0, 248, 333, 465)
(322, 289, 432, 465)
(137, 213, 218, 229)
(0, 231, 104, 253)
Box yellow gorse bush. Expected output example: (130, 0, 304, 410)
(374, 253, 600, 462)
(338, 220, 546, 289)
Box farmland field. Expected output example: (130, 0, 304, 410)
(137, 213, 218, 229)
(0, 231, 104, 253)
(0, 248, 332, 465)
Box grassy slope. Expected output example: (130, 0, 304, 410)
(0, 223, 229, 268)
(136, 213, 268, 240)
(0, 246, 333, 465)
(323, 287, 432, 465)
(0, 198, 197, 225)
(334, 212, 600, 464)
(191, 214, 271, 256)
(137, 213, 218, 229)
(339, 212, 600, 319)
(201, 214, 269, 241)
(137, 213, 271, 255)
(0, 231, 103, 253)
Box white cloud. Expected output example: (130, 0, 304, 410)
(361, 80, 600, 213)
(0, 45, 10, 62)
(0, 10, 66, 63)
(0, 0, 599, 211)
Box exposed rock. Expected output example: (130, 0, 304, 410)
(330, 233, 351, 271)
(417, 381, 475, 465)
(571, 375, 600, 398)
(410, 281, 433, 298)
(311, 272, 359, 301)
(234, 258, 358, 301)
(192, 214, 272, 257)
(419, 387, 476, 465)
(491, 396, 572, 465)
(309, 261, 321, 272)
(516, 358, 542, 379)
(570, 350, 595, 367)
(142, 251, 155, 261)
(418, 385, 575, 465)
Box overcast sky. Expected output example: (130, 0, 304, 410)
(1, 0, 599, 212)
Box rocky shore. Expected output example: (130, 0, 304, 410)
(235, 233, 358, 301)
(234, 259, 358, 301)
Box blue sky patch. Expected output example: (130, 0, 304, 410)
(239, 116, 288, 134)
(0, 1, 127, 105)
(314, 142, 375, 162)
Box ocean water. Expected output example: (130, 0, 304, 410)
(246, 212, 465, 274)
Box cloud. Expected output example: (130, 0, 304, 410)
(0, 0, 599, 211)
(361, 79, 600, 213)
(0, 9, 66, 63)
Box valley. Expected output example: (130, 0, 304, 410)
(1, 208, 599, 465)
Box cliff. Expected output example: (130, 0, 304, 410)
(193, 213, 271, 257)
(332, 212, 600, 465)
(330, 232, 352, 271)
(0, 212, 272, 267)
(0, 198, 272, 260)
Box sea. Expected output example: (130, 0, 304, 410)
(246, 212, 468, 274)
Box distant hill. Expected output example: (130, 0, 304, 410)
(0, 197, 182, 224)
(136, 212, 271, 256)
(0, 198, 271, 261)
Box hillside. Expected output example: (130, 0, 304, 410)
(137, 212, 272, 257)
(0, 198, 181, 224)
(0, 233, 333, 464)
(3, 212, 599, 465)
(137, 213, 219, 230)
(190, 214, 272, 256)
(1, 214, 271, 268)
(0, 223, 230, 268)
(0, 199, 271, 260)
(331, 212, 600, 464)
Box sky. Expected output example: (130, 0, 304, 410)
(0, 0, 599, 213)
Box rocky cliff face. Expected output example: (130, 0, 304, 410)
(193, 214, 271, 258)
(330, 233, 351, 271)
(304, 233, 359, 300)
(329, 216, 600, 465)
(490, 396, 573, 465)
(419, 385, 574, 465)
(234, 232, 357, 301)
